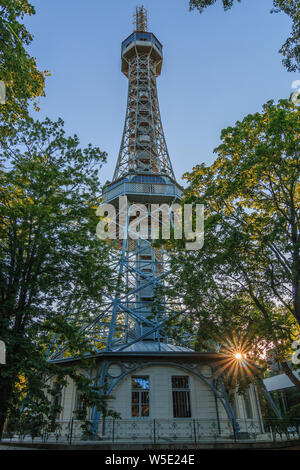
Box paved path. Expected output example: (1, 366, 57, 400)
(0, 444, 37, 450)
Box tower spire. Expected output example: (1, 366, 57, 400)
(113, 16, 175, 181)
(133, 5, 148, 32)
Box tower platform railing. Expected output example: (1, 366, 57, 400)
(103, 181, 182, 204)
(122, 32, 162, 54)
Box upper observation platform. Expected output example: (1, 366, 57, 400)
(121, 32, 163, 77)
(102, 173, 183, 206)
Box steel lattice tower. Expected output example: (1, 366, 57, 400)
(48, 6, 194, 431)
(97, 6, 183, 351)
(114, 11, 175, 181)
(46, 8, 253, 435)
(48, 6, 184, 362)
(87, 7, 184, 430)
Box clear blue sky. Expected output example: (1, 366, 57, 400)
(25, 0, 299, 186)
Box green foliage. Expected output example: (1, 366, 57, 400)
(272, 0, 300, 72)
(72, 373, 120, 438)
(159, 99, 300, 389)
(0, 116, 115, 435)
(0, 0, 47, 126)
(189, 0, 300, 72)
(189, 0, 241, 13)
(283, 402, 300, 419)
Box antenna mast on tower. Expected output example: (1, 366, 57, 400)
(133, 5, 148, 31)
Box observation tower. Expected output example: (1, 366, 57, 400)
(48, 7, 263, 440)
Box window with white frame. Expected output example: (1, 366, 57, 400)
(172, 376, 191, 418)
(74, 389, 87, 417)
(244, 390, 253, 419)
(131, 376, 150, 417)
(232, 394, 239, 418)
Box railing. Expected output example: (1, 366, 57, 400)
(102, 418, 263, 443)
(103, 182, 182, 203)
(122, 33, 163, 53)
(3, 418, 300, 445)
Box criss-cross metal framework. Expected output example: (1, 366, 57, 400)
(113, 30, 175, 181)
(47, 15, 186, 387)
(133, 4, 148, 32)
(97, 23, 184, 352)
(47, 19, 184, 362)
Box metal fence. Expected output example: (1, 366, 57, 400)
(2, 418, 300, 445)
(103, 182, 182, 204)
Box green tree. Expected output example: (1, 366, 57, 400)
(0, 0, 47, 126)
(189, 0, 300, 72)
(0, 117, 115, 437)
(162, 99, 300, 388)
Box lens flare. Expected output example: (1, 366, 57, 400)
(212, 331, 259, 386)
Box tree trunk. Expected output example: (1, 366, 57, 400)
(280, 361, 300, 389)
(0, 379, 14, 439)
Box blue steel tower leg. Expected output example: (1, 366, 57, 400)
(90, 206, 130, 434)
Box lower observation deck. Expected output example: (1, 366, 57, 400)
(103, 175, 183, 205)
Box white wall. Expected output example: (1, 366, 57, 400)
(51, 363, 261, 426)
(108, 364, 227, 420)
